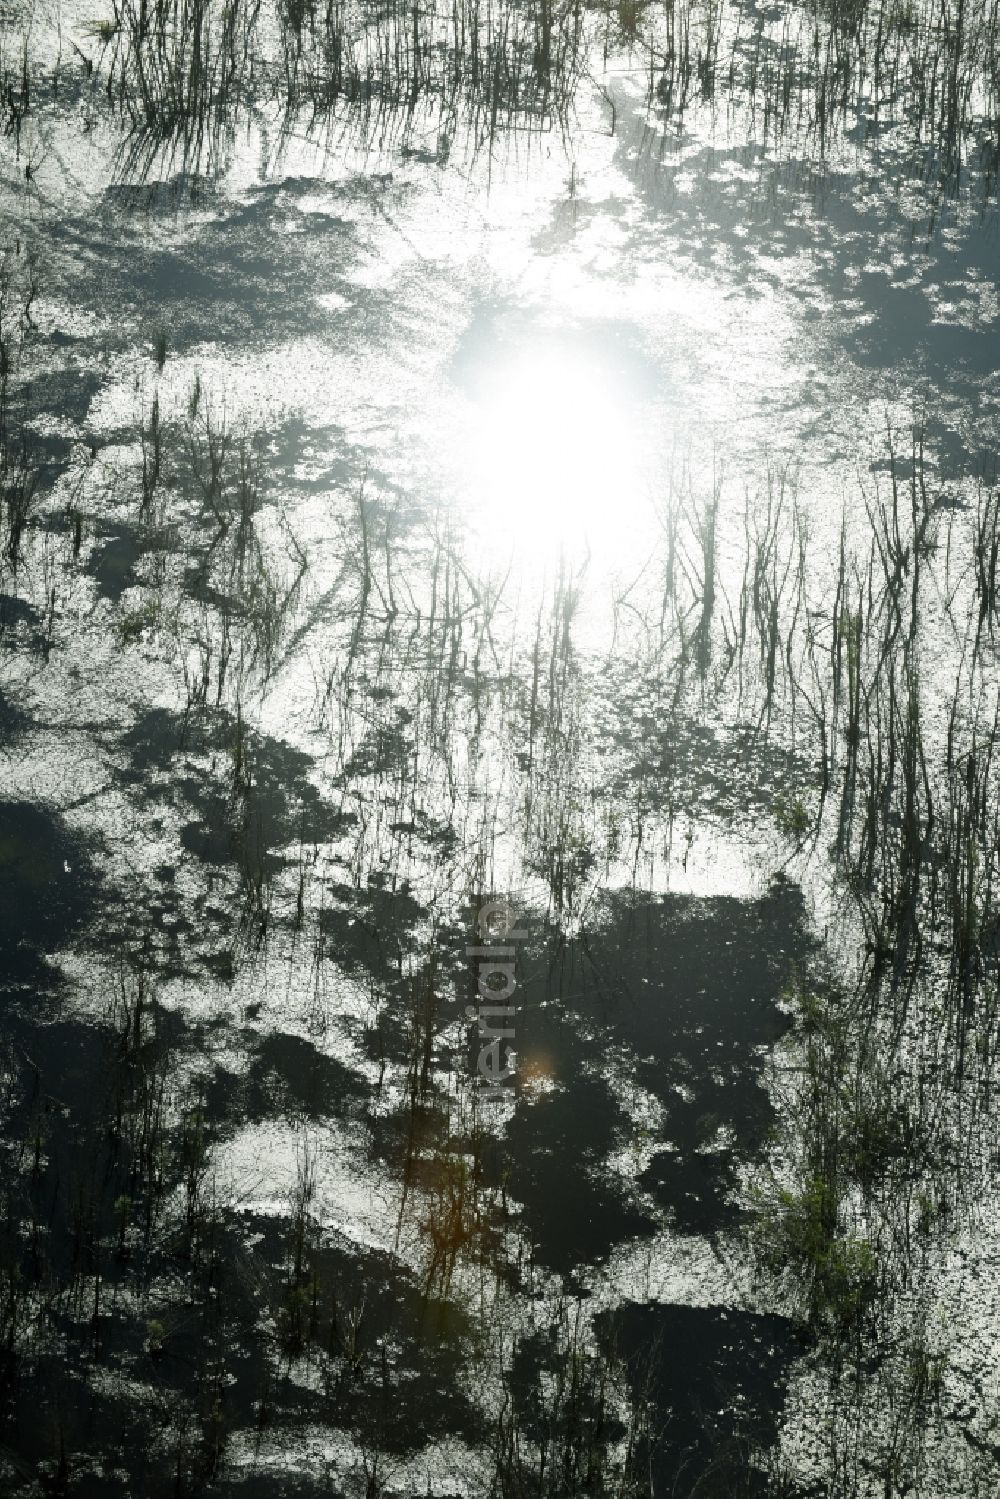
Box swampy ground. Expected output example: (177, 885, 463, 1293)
(0, 0, 999, 1492)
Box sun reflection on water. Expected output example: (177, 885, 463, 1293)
(458, 340, 651, 572)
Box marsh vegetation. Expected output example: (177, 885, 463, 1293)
(0, 0, 998, 1492)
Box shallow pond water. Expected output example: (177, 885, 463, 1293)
(1, 0, 999, 1492)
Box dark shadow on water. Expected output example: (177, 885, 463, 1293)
(0, 687, 26, 743)
(0, 595, 45, 652)
(87, 523, 143, 603)
(595, 1302, 802, 1498)
(0, 801, 98, 989)
(484, 881, 807, 1274)
(205, 1030, 370, 1126)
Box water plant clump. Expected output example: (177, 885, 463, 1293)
(90, 0, 589, 174)
(0, 263, 38, 580)
(640, 0, 1000, 173)
(278, 0, 587, 149)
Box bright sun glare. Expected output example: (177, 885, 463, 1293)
(460, 344, 646, 570)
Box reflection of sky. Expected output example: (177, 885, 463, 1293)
(11, 0, 1000, 647)
(12, 37, 991, 581)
